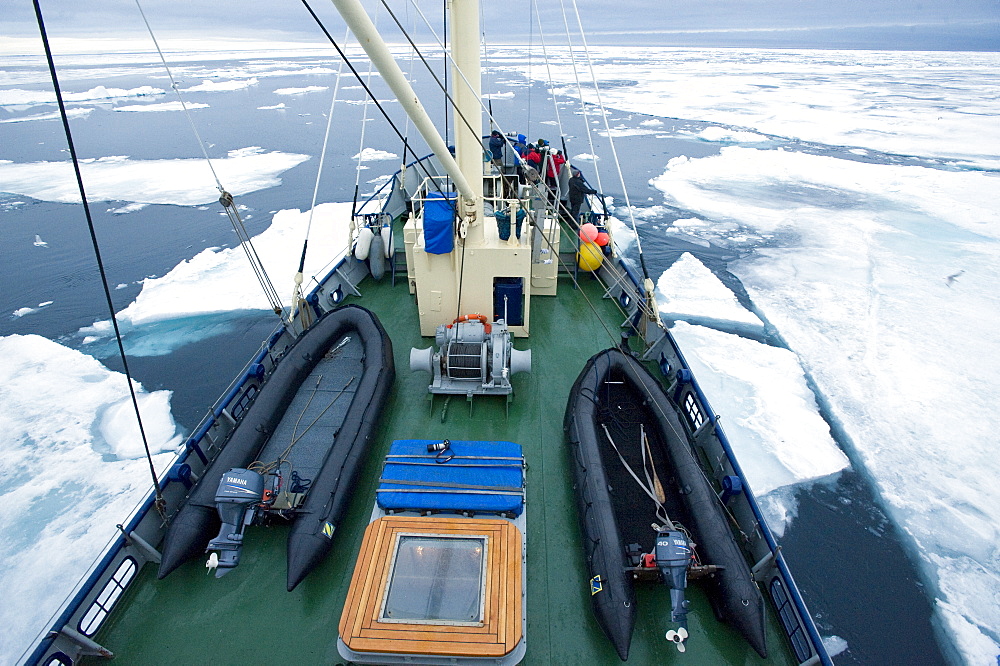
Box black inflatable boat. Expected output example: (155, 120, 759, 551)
(564, 348, 766, 660)
(157, 304, 394, 590)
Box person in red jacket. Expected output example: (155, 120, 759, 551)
(546, 149, 566, 196)
(522, 144, 542, 183)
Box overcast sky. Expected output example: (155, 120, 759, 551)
(5, 0, 999, 51)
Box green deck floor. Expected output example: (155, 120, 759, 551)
(84, 272, 798, 665)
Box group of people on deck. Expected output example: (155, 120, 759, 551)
(488, 130, 598, 227)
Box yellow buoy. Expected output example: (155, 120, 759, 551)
(577, 241, 603, 271)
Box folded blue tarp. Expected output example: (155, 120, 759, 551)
(377, 439, 525, 516)
(423, 192, 456, 254)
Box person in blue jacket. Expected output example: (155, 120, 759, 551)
(514, 133, 527, 156)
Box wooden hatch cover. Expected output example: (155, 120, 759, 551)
(339, 515, 523, 657)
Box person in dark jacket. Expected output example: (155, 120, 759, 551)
(489, 130, 504, 167)
(568, 168, 598, 227)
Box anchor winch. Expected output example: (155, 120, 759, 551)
(409, 316, 531, 397)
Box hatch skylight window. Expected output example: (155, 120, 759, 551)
(380, 534, 488, 626)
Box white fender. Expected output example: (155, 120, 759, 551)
(381, 224, 393, 258)
(354, 227, 374, 260)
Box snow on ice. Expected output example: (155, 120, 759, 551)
(0, 335, 181, 664)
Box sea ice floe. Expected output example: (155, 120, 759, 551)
(108, 202, 148, 215)
(180, 78, 258, 92)
(0, 334, 180, 665)
(0, 147, 309, 206)
(274, 86, 328, 95)
(0, 108, 93, 123)
(655, 252, 763, 332)
(113, 101, 209, 112)
(79, 202, 354, 351)
(13, 301, 53, 317)
(532, 47, 1000, 169)
(352, 147, 399, 162)
(652, 145, 1000, 662)
(669, 321, 849, 533)
(692, 126, 769, 143)
(0, 85, 164, 106)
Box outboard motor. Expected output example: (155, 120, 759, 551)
(655, 528, 691, 651)
(206, 468, 264, 578)
(410, 317, 531, 397)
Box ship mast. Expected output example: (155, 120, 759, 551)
(448, 0, 484, 241)
(330, 0, 544, 338)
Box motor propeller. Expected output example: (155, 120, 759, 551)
(665, 626, 689, 652)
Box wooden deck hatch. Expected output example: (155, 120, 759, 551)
(339, 515, 523, 657)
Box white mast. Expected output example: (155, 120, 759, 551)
(448, 0, 484, 242)
(331, 0, 541, 337)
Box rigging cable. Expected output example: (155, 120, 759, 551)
(555, 0, 603, 194)
(400, 0, 543, 210)
(568, 0, 648, 281)
(400, 2, 417, 180)
(32, 0, 166, 518)
(530, 2, 566, 138)
(381, 0, 489, 167)
(299, 0, 454, 204)
(482, 9, 495, 132)
(480, 2, 491, 126)
(133, 0, 222, 192)
(443, 0, 449, 147)
(292, 26, 353, 327)
(527, 0, 534, 137)
(134, 0, 284, 316)
(353, 4, 382, 192)
(403, 0, 509, 143)
(396, 8, 642, 345)
(336, 0, 643, 346)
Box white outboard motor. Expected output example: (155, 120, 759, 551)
(410, 317, 531, 397)
(206, 468, 264, 578)
(656, 529, 692, 651)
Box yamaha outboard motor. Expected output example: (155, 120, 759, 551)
(655, 529, 691, 651)
(206, 468, 264, 578)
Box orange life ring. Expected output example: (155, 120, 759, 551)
(453, 313, 492, 334)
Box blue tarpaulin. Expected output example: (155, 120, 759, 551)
(377, 439, 525, 516)
(423, 192, 456, 254)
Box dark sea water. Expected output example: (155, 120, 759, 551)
(0, 50, 962, 664)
